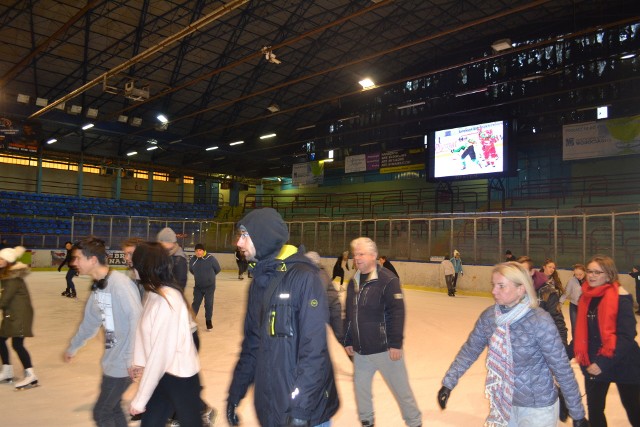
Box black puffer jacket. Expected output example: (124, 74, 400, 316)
(343, 265, 405, 354)
(227, 208, 339, 426)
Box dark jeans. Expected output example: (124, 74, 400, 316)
(192, 285, 215, 322)
(452, 273, 459, 289)
(584, 376, 640, 427)
(93, 375, 132, 427)
(65, 268, 76, 292)
(569, 303, 578, 338)
(142, 373, 202, 427)
(445, 274, 454, 294)
(0, 336, 32, 369)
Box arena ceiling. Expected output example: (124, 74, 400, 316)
(0, 0, 638, 180)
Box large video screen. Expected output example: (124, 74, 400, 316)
(426, 119, 508, 181)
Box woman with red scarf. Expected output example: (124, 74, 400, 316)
(573, 255, 640, 427)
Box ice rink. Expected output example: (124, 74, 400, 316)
(1, 270, 636, 426)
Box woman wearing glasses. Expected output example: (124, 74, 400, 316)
(573, 255, 640, 427)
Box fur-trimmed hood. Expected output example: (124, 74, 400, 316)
(1, 262, 30, 280)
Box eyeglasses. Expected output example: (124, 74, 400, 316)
(586, 269, 605, 276)
(236, 231, 250, 240)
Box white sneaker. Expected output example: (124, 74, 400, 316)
(14, 368, 38, 390)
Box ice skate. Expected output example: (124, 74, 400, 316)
(14, 368, 38, 390)
(61, 289, 70, 297)
(206, 320, 213, 331)
(67, 290, 77, 298)
(201, 406, 217, 426)
(0, 364, 14, 383)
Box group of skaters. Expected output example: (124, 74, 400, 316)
(1, 208, 640, 426)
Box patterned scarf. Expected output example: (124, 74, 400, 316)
(574, 281, 619, 366)
(485, 295, 531, 427)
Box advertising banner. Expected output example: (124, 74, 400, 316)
(563, 115, 640, 160)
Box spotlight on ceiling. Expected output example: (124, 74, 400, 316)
(491, 38, 513, 52)
(157, 114, 168, 123)
(17, 94, 30, 104)
(259, 133, 277, 140)
(267, 104, 280, 113)
(35, 98, 48, 107)
(117, 115, 129, 123)
(81, 123, 94, 130)
(359, 78, 375, 90)
(130, 117, 142, 127)
(229, 141, 244, 146)
(261, 46, 282, 64)
(46, 138, 57, 145)
(55, 102, 66, 111)
(126, 151, 138, 156)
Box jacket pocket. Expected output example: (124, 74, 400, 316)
(269, 303, 294, 337)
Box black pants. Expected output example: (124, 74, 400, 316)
(65, 267, 76, 292)
(332, 270, 345, 285)
(0, 336, 32, 369)
(585, 376, 640, 427)
(142, 373, 202, 427)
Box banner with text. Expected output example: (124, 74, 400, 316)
(292, 161, 324, 186)
(380, 148, 425, 173)
(563, 115, 640, 160)
(345, 153, 381, 173)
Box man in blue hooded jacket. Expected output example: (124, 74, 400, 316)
(226, 208, 339, 427)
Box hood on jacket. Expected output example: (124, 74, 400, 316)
(238, 208, 289, 261)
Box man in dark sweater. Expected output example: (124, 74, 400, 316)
(189, 243, 221, 331)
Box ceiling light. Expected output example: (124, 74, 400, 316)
(296, 124, 315, 131)
(81, 123, 94, 130)
(126, 151, 137, 156)
(205, 146, 219, 151)
(491, 38, 513, 52)
(35, 98, 48, 107)
(277, 177, 282, 182)
(267, 104, 280, 113)
(397, 101, 425, 110)
(157, 114, 168, 123)
(117, 115, 128, 123)
(327, 149, 334, 159)
(323, 158, 334, 163)
(260, 133, 276, 140)
(169, 139, 182, 144)
(55, 102, 65, 110)
(68, 105, 82, 115)
(46, 138, 57, 145)
(621, 53, 636, 60)
(597, 106, 608, 119)
(130, 117, 142, 127)
(261, 46, 282, 64)
(229, 140, 244, 146)
(17, 94, 30, 103)
(86, 108, 99, 118)
(147, 146, 158, 151)
(359, 78, 375, 90)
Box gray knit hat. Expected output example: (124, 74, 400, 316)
(157, 227, 177, 243)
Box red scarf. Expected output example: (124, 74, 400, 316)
(574, 281, 619, 366)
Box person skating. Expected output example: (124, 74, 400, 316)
(226, 208, 339, 427)
(59, 241, 77, 298)
(64, 237, 142, 427)
(0, 245, 38, 390)
(189, 243, 221, 331)
(157, 227, 188, 290)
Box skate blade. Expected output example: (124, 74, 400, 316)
(15, 381, 39, 390)
(0, 378, 14, 384)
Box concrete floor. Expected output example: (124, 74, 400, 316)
(1, 270, 635, 426)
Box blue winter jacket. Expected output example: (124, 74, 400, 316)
(227, 208, 339, 427)
(442, 305, 586, 420)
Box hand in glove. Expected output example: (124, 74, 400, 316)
(58, 265, 62, 272)
(573, 419, 589, 427)
(285, 416, 310, 427)
(437, 386, 451, 409)
(226, 402, 240, 426)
